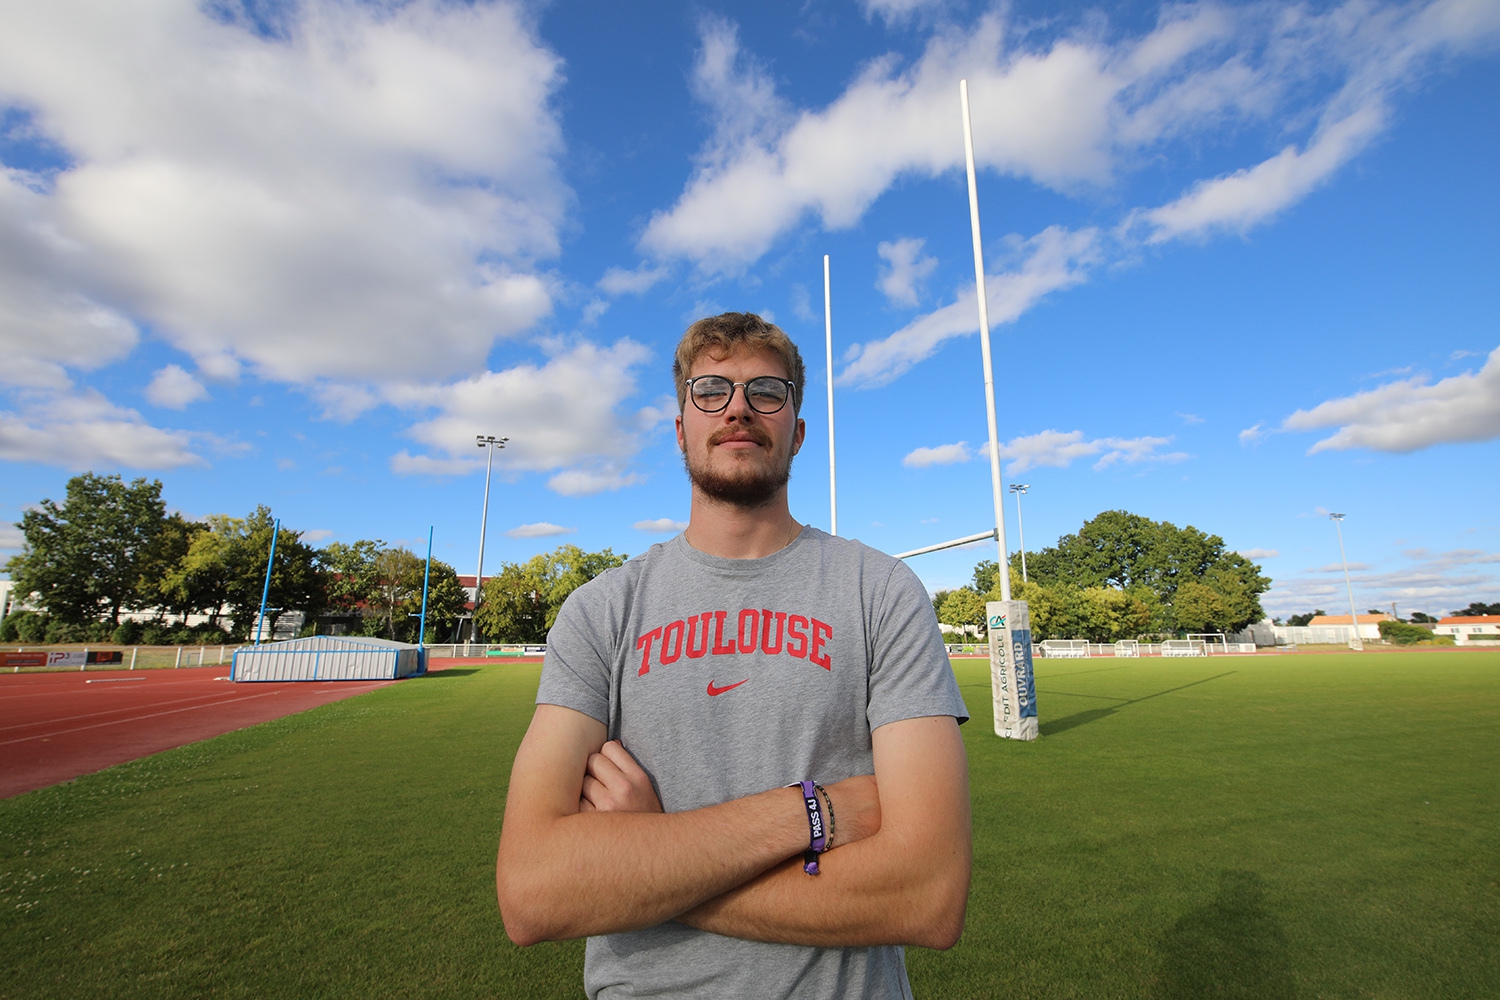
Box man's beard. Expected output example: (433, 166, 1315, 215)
(684, 425, 794, 509)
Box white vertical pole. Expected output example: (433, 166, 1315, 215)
(1332, 514, 1364, 651)
(824, 254, 838, 536)
(174, 647, 182, 668)
(130, 647, 137, 670)
(960, 79, 1011, 603)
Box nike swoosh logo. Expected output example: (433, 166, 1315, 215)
(706, 679, 748, 696)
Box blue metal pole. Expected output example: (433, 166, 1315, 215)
(254, 518, 280, 645)
(419, 525, 433, 672)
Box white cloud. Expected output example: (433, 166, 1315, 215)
(303, 529, 335, 543)
(876, 238, 938, 307)
(1239, 423, 1266, 446)
(861, 0, 948, 25)
(1263, 547, 1500, 620)
(144, 364, 208, 409)
(0, 524, 24, 554)
(0, 390, 204, 469)
(598, 264, 669, 296)
(389, 451, 480, 477)
(902, 441, 972, 468)
(1176, 412, 1204, 425)
(839, 226, 1099, 387)
(391, 339, 657, 493)
(903, 428, 1188, 474)
(1238, 548, 1280, 560)
(997, 429, 1188, 474)
(1282, 346, 1500, 453)
(506, 522, 576, 539)
(0, 0, 565, 392)
(548, 467, 643, 497)
(642, 3, 1499, 274)
(1129, 106, 1386, 243)
(633, 518, 688, 533)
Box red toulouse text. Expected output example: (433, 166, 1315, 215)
(635, 610, 832, 676)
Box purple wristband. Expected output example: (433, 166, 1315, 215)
(788, 779, 827, 874)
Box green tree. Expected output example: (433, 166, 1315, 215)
(475, 544, 627, 642)
(365, 547, 425, 640)
(1013, 510, 1270, 634)
(6, 473, 168, 625)
(174, 506, 325, 638)
(1287, 610, 1324, 627)
(937, 588, 987, 639)
(418, 560, 469, 643)
(319, 540, 384, 618)
(1172, 580, 1234, 633)
(138, 514, 209, 624)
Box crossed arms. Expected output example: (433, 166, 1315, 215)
(495, 703, 971, 949)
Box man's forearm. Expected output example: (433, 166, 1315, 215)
(676, 716, 972, 949)
(497, 707, 813, 945)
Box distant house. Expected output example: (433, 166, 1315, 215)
(1307, 613, 1392, 641)
(1435, 615, 1500, 645)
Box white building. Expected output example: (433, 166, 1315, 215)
(1307, 613, 1392, 641)
(1436, 615, 1500, 645)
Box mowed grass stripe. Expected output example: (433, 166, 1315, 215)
(2, 653, 1497, 998)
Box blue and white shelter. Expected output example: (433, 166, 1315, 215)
(231, 635, 423, 682)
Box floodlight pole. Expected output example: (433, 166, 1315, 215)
(474, 435, 509, 642)
(824, 254, 838, 536)
(1010, 484, 1029, 583)
(960, 79, 1011, 602)
(254, 518, 280, 645)
(1330, 513, 1364, 651)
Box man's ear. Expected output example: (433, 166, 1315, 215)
(792, 417, 806, 455)
(675, 413, 686, 452)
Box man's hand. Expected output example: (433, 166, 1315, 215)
(675, 715, 971, 950)
(584, 742, 884, 852)
(580, 741, 663, 813)
(496, 705, 820, 946)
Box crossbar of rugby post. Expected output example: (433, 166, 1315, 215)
(893, 528, 998, 561)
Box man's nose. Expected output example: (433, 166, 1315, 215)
(722, 384, 757, 419)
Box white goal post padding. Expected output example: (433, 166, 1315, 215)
(1039, 639, 1090, 659)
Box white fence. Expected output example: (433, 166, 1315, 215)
(1033, 640, 1258, 658)
(424, 643, 547, 659)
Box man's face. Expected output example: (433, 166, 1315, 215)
(676, 346, 806, 508)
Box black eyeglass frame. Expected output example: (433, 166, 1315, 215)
(683, 375, 798, 415)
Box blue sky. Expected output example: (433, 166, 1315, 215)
(2, 0, 1497, 621)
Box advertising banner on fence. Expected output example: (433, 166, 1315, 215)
(1, 650, 124, 669)
(987, 600, 1038, 741)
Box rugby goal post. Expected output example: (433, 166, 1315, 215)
(986, 601, 1037, 740)
(1187, 633, 1230, 655)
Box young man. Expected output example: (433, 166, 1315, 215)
(496, 312, 971, 998)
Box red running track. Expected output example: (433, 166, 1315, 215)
(0, 667, 401, 799)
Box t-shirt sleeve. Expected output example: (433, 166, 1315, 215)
(535, 583, 613, 726)
(866, 557, 970, 731)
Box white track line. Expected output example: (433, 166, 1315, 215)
(0, 690, 288, 747)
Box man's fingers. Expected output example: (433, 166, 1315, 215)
(598, 740, 649, 778)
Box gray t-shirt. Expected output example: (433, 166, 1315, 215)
(536, 526, 967, 999)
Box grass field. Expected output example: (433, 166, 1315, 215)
(2, 652, 1497, 998)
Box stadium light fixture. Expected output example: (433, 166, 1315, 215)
(1009, 484, 1029, 583)
(474, 435, 509, 642)
(1329, 513, 1364, 651)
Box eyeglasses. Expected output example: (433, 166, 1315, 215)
(684, 375, 797, 414)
